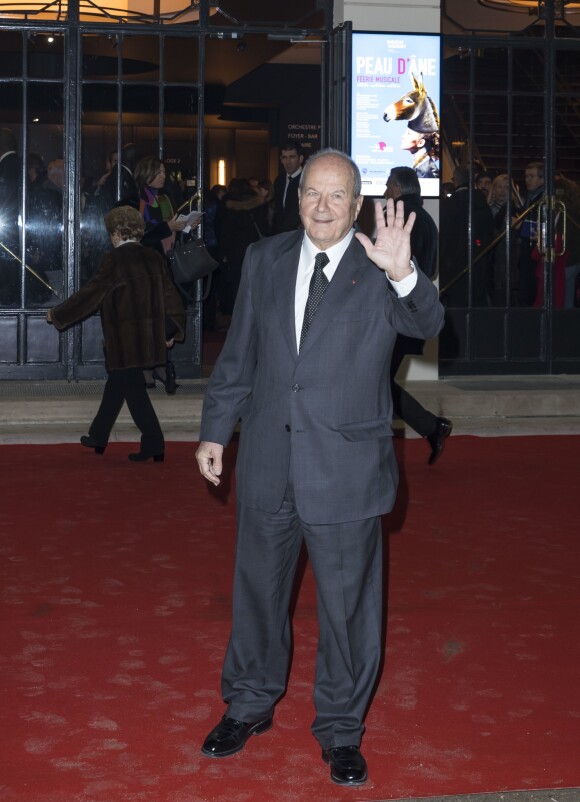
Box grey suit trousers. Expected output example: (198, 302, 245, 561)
(222, 473, 383, 750)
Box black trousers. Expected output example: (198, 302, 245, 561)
(390, 336, 437, 438)
(88, 367, 164, 454)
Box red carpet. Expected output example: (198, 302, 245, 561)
(1, 436, 579, 802)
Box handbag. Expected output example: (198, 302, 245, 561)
(168, 237, 219, 303)
(168, 237, 218, 285)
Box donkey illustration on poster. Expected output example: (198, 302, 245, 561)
(383, 72, 440, 134)
(383, 73, 440, 179)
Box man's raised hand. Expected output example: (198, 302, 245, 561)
(355, 198, 415, 281)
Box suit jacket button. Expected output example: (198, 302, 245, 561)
(292, 383, 300, 392)
(285, 424, 291, 432)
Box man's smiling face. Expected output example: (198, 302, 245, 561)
(299, 155, 363, 251)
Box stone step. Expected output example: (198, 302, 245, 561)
(1, 377, 580, 444)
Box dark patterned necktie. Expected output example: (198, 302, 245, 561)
(299, 252, 330, 350)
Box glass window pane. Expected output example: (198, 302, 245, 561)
(513, 94, 544, 167)
(442, 92, 470, 167)
(83, 34, 122, 80)
(29, 30, 64, 79)
(25, 83, 65, 306)
(164, 88, 198, 207)
(474, 47, 507, 92)
(555, 46, 580, 84)
(82, 82, 119, 115)
(474, 93, 507, 177)
(121, 35, 160, 83)
(80, 82, 120, 285)
(0, 86, 22, 308)
(164, 35, 199, 83)
(555, 95, 577, 180)
(512, 47, 545, 92)
(82, 34, 160, 81)
(0, 30, 23, 78)
(441, 47, 471, 92)
(123, 84, 159, 117)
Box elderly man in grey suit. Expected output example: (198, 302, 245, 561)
(195, 148, 444, 786)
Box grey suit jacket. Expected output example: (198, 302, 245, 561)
(200, 230, 444, 525)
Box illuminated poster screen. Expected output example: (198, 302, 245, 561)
(351, 31, 441, 198)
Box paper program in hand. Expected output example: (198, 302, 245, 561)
(176, 210, 204, 233)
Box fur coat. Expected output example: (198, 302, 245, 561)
(50, 242, 185, 371)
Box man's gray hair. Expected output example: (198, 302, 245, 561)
(299, 148, 362, 199)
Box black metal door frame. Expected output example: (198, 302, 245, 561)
(441, 1, 580, 376)
(0, 0, 333, 380)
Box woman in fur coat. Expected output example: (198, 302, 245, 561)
(46, 205, 185, 462)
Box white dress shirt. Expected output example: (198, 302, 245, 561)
(294, 229, 418, 348)
(283, 167, 303, 208)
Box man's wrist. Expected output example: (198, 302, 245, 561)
(386, 260, 418, 297)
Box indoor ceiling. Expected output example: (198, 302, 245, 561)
(443, 0, 580, 33)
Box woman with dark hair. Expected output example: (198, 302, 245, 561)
(46, 205, 185, 463)
(134, 155, 187, 255)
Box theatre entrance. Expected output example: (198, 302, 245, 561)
(439, 2, 580, 375)
(0, 1, 331, 380)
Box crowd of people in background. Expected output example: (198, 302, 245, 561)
(440, 160, 580, 309)
(199, 141, 304, 329)
(3, 121, 580, 320)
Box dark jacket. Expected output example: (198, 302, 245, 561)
(399, 193, 438, 279)
(439, 185, 495, 306)
(99, 164, 139, 209)
(51, 242, 185, 371)
(394, 193, 439, 356)
(218, 194, 266, 266)
(200, 230, 444, 524)
(273, 171, 302, 234)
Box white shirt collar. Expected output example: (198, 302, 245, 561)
(301, 228, 355, 281)
(287, 166, 303, 180)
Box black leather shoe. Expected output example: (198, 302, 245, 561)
(80, 435, 106, 454)
(427, 417, 453, 466)
(128, 451, 164, 463)
(201, 714, 273, 758)
(322, 745, 368, 786)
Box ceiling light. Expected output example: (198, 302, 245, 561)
(477, 0, 580, 14)
(0, 1, 218, 23)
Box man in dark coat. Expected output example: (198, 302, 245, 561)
(385, 166, 452, 464)
(47, 205, 185, 462)
(439, 165, 495, 308)
(195, 149, 444, 786)
(97, 142, 140, 209)
(272, 141, 304, 234)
